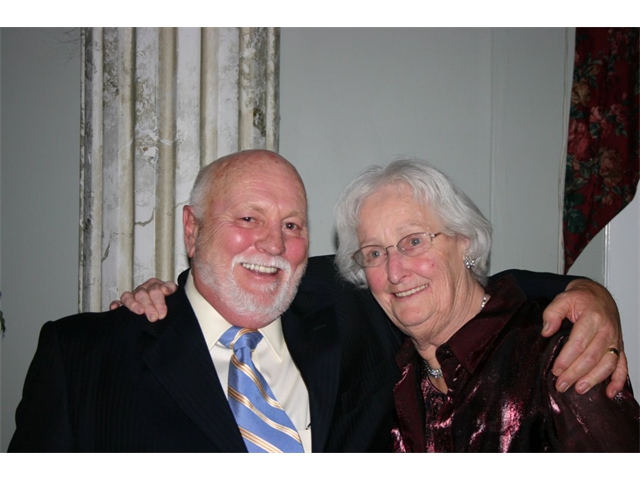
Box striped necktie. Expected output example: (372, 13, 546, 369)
(220, 326, 304, 453)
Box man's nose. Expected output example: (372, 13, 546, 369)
(256, 225, 286, 255)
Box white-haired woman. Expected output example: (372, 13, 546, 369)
(334, 158, 639, 452)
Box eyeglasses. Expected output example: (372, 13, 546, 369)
(352, 232, 442, 268)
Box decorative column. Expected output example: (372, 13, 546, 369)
(80, 27, 280, 311)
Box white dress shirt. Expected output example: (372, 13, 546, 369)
(185, 271, 312, 452)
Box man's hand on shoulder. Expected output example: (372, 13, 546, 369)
(542, 278, 625, 399)
(109, 278, 177, 322)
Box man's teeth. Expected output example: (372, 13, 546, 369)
(242, 263, 278, 274)
(395, 285, 427, 298)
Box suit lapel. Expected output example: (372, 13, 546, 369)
(282, 302, 341, 453)
(140, 287, 246, 452)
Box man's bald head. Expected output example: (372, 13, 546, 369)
(189, 149, 307, 223)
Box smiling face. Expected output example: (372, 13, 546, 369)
(357, 182, 474, 345)
(184, 151, 309, 328)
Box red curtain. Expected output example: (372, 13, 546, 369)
(563, 27, 639, 273)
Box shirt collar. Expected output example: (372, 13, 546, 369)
(440, 275, 528, 374)
(185, 270, 286, 361)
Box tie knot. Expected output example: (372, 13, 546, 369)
(220, 326, 263, 352)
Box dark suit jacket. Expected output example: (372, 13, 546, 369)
(8, 256, 403, 452)
(9, 256, 572, 452)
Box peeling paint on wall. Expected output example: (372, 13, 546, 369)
(80, 27, 280, 311)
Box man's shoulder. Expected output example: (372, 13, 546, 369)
(303, 254, 339, 281)
(302, 254, 361, 291)
(44, 306, 150, 346)
(490, 269, 577, 302)
(296, 254, 369, 307)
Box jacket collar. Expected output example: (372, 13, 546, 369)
(140, 270, 247, 452)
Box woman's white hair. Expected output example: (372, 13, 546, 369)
(334, 157, 492, 288)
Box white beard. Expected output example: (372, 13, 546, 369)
(194, 251, 306, 325)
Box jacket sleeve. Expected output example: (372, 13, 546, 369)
(545, 333, 640, 452)
(8, 321, 75, 452)
(491, 269, 579, 302)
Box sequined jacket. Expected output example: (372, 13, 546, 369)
(391, 276, 640, 452)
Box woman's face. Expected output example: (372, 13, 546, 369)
(357, 183, 470, 341)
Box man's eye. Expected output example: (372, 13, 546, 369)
(241, 217, 255, 223)
(284, 222, 299, 230)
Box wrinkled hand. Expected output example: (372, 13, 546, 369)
(542, 278, 625, 399)
(109, 278, 177, 322)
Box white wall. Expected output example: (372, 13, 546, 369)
(606, 197, 639, 394)
(280, 27, 581, 275)
(280, 28, 492, 258)
(0, 28, 81, 451)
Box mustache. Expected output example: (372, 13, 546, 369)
(231, 254, 292, 273)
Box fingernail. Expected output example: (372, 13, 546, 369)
(542, 322, 549, 333)
(552, 368, 564, 377)
(557, 381, 569, 393)
(148, 313, 157, 322)
(576, 382, 590, 394)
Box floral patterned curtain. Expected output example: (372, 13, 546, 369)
(563, 27, 639, 273)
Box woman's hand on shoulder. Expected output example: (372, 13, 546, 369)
(109, 278, 177, 322)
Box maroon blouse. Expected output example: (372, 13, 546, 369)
(391, 276, 639, 452)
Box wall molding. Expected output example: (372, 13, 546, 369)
(79, 27, 280, 311)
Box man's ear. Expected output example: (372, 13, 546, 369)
(183, 205, 199, 259)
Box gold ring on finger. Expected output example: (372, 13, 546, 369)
(607, 347, 620, 358)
